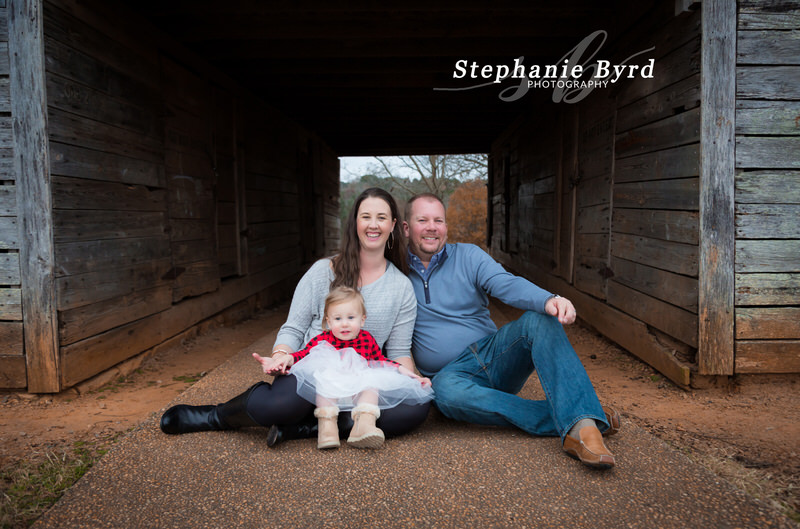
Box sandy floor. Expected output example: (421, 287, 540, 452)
(1, 304, 798, 522)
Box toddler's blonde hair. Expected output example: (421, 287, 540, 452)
(322, 286, 366, 330)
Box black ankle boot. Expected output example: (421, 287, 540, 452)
(266, 420, 318, 447)
(160, 382, 266, 435)
(266, 410, 355, 447)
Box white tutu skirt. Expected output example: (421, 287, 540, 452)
(290, 341, 434, 410)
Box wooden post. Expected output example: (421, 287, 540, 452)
(8, 0, 61, 392)
(699, 0, 736, 375)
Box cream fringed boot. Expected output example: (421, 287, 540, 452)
(314, 406, 340, 449)
(347, 404, 385, 449)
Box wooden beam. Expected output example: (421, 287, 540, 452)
(8, 0, 60, 392)
(698, 0, 736, 375)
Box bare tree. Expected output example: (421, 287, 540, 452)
(373, 154, 488, 199)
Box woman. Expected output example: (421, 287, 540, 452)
(160, 187, 429, 443)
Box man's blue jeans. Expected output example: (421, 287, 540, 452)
(431, 311, 608, 442)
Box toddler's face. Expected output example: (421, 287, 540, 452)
(326, 299, 365, 341)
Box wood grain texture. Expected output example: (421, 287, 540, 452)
(698, 0, 735, 375)
(9, 0, 60, 392)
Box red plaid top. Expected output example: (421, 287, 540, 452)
(291, 330, 399, 367)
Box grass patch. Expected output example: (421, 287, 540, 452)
(172, 373, 203, 384)
(0, 434, 122, 528)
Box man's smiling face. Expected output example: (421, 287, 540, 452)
(403, 197, 447, 265)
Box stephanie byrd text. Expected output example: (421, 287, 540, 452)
(452, 57, 655, 85)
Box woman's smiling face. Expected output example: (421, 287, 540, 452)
(356, 196, 396, 252)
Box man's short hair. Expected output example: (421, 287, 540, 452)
(404, 193, 446, 222)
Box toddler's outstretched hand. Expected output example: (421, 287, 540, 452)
(398, 365, 432, 387)
(413, 374, 432, 388)
(252, 352, 293, 375)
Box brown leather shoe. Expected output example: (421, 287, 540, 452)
(603, 406, 621, 436)
(563, 426, 616, 469)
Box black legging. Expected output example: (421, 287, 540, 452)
(246, 375, 431, 438)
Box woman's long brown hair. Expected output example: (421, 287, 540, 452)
(331, 187, 408, 289)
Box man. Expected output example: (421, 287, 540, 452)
(402, 193, 619, 469)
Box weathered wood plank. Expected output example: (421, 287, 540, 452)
(56, 258, 171, 311)
(0, 78, 10, 112)
(735, 340, 800, 374)
(737, 66, 800, 99)
(248, 244, 302, 271)
(43, 36, 161, 112)
(0, 42, 9, 75)
(54, 237, 171, 277)
(612, 208, 699, 245)
(699, 0, 736, 376)
(167, 176, 215, 219)
(0, 216, 18, 249)
(248, 220, 300, 241)
(576, 204, 609, 234)
(616, 73, 700, 134)
(52, 176, 166, 211)
(616, 107, 701, 159)
(616, 35, 701, 108)
(49, 108, 164, 164)
(53, 210, 167, 242)
(0, 116, 13, 150)
(737, 30, 800, 65)
(49, 142, 165, 187)
(247, 204, 299, 224)
(0, 185, 15, 215)
(735, 204, 800, 239)
(613, 178, 699, 210)
(0, 149, 15, 180)
(735, 170, 800, 203)
(735, 240, 800, 273)
(46, 73, 158, 136)
(739, 1, 800, 24)
(574, 263, 607, 300)
(736, 137, 800, 169)
(736, 100, 800, 136)
(576, 174, 611, 209)
(735, 272, 800, 305)
(43, 1, 159, 90)
(611, 233, 699, 276)
(0, 321, 24, 355)
(736, 307, 800, 340)
(60, 260, 301, 387)
(58, 284, 172, 345)
(9, 0, 60, 392)
(0, 287, 21, 319)
(739, 13, 800, 31)
(171, 261, 220, 302)
(615, 144, 699, 183)
(0, 252, 20, 285)
(0, 356, 26, 389)
(172, 238, 217, 264)
(611, 256, 698, 313)
(608, 280, 698, 347)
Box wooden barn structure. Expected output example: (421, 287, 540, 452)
(0, 0, 797, 392)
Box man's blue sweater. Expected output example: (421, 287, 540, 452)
(407, 243, 553, 376)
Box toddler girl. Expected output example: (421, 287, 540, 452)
(254, 287, 432, 449)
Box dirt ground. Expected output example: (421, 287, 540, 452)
(1, 305, 798, 524)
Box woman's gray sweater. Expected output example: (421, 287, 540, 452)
(274, 258, 417, 361)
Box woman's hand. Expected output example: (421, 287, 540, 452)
(252, 352, 293, 375)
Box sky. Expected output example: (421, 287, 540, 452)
(338, 156, 375, 182)
(339, 156, 419, 183)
